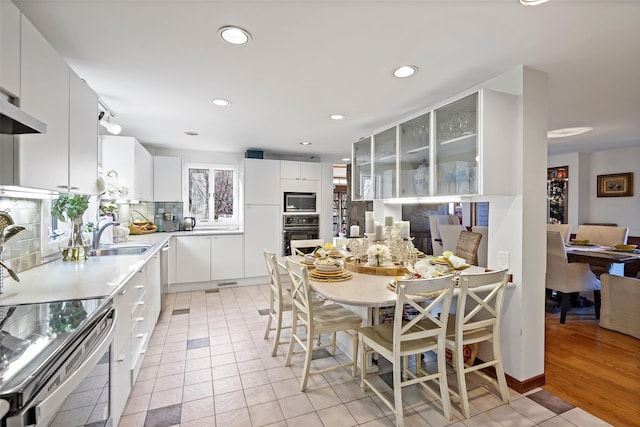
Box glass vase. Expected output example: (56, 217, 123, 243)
(59, 217, 91, 261)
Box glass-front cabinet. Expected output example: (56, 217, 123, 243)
(373, 127, 397, 199)
(434, 92, 478, 196)
(352, 89, 516, 201)
(399, 112, 430, 197)
(352, 137, 373, 200)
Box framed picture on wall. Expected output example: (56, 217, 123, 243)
(597, 172, 634, 197)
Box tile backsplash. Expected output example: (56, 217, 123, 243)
(0, 197, 42, 274)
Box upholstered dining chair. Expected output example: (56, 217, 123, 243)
(546, 230, 600, 324)
(470, 226, 488, 267)
(456, 231, 483, 267)
(290, 238, 324, 255)
(439, 224, 466, 254)
(263, 250, 323, 356)
(359, 275, 456, 426)
(429, 215, 460, 256)
(445, 269, 510, 419)
(547, 223, 571, 244)
(284, 259, 363, 391)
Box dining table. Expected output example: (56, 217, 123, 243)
(565, 244, 640, 277)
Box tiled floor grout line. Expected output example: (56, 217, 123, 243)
(118, 285, 612, 427)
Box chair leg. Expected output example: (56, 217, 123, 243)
(351, 330, 358, 377)
(284, 311, 298, 367)
(331, 331, 337, 355)
(271, 308, 283, 357)
(492, 335, 510, 404)
(300, 332, 314, 391)
(393, 355, 404, 427)
(437, 340, 452, 420)
(263, 298, 274, 340)
(593, 289, 601, 319)
(360, 338, 367, 391)
(560, 292, 570, 324)
(455, 346, 471, 418)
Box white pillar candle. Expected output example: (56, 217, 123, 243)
(398, 221, 410, 238)
(375, 224, 384, 241)
(385, 216, 394, 226)
(350, 225, 360, 237)
(365, 211, 375, 233)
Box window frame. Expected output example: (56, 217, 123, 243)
(182, 162, 239, 227)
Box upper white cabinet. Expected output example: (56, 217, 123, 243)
(281, 160, 321, 181)
(153, 156, 182, 201)
(18, 16, 70, 192)
(101, 136, 153, 201)
(244, 158, 280, 205)
(5, 14, 98, 194)
(352, 89, 517, 200)
(1, 0, 21, 96)
(68, 70, 99, 194)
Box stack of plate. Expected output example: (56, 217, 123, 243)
(309, 268, 353, 282)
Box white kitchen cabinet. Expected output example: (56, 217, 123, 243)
(68, 70, 99, 194)
(101, 136, 154, 201)
(1, 0, 21, 97)
(175, 234, 243, 283)
(17, 15, 70, 191)
(210, 235, 243, 280)
(281, 160, 321, 181)
(244, 204, 280, 276)
(244, 158, 280, 205)
(175, 235, 211, 283)
(112, 274, 136, 427)
(154, 155, 182, 201)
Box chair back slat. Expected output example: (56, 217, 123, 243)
(455, 269, 508, 335)
(286, 259, 314, 323)
(394, 275, 456, 350)
(264, 250, 284, 301)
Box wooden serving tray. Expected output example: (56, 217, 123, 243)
(344, 259, 408, 276)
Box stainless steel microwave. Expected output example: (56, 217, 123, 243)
(284, 192, 316, 212)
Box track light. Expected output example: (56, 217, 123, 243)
(99, 118, 122, 135)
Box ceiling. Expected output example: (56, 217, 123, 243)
(14, 0, 640, 164)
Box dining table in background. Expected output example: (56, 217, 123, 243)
(565, 245, 640, 277)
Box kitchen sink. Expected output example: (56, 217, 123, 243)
(89, 245, 151, 256)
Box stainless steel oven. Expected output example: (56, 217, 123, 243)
(0, 298, 115, 427)
(283, 192, 316, 213)
(283, 214, 320, 255)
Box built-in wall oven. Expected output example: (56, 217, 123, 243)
(0, 297, 115, 427)
(283, 192, 316, 213)
(283, 214, 320, 255)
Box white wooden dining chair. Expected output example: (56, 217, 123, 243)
(445, 268, 510, 419)
(547, 223, 571, 244)
(284, 259, 363, 391)
(359, 275, 456, 426)
(290, 238, 324, 255)
(263, 250, 324, 356)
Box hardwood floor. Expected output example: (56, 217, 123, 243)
(544, 304, 640, 426)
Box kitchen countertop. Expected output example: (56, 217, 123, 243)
(0, 233, 172, 306)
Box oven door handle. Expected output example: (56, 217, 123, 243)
(34, 308, 116, 426)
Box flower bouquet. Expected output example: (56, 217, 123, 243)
(367, 244, 391, 267)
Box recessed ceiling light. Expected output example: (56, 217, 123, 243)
(520, 0, 550, 5)
(341, 157, 350, 162)
(392, 65, 418, 78)
(185, 131, 199, 136)
(300, 141, 312, 146)
(547, 127, 593, 138)
(210, 99, 231, 106)
(218, 26, 251, 45)
(330, 114, 346, 120)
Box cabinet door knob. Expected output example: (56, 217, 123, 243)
(117, 354, 126, 362)
(119, 289, 127, 295)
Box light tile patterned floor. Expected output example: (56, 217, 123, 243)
(119, 285, 613, 427)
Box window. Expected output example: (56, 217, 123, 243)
(183, 163, 238, 227)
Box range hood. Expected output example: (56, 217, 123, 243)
(0, 96, 47, 135)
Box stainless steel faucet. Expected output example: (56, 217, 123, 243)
(92, 221, 120, 250)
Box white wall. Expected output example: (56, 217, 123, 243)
(549, 145, 640, 236)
